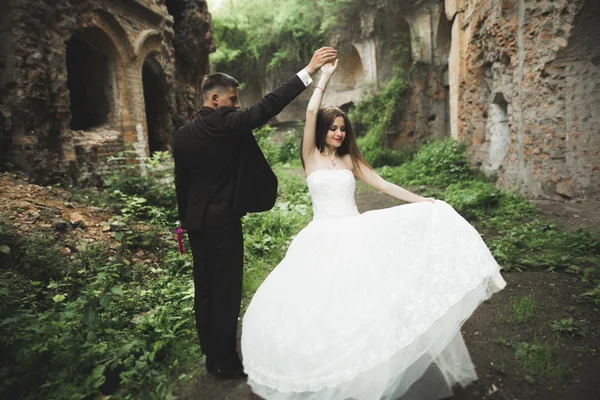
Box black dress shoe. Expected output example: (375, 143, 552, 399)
(205, 356, 215, 374)
(208, 357, 247, 379)
(213, 365, 248, 380)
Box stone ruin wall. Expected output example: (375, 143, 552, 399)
(239, 0, 451, 151)
(0, 0, 214, 185)
(258, 0, 600, 200)
(447, 0, 600, 198)
(1, 0, 598, 200)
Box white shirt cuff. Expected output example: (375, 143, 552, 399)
(297, 69, 313, 87)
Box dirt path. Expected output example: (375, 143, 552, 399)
(181, 181, 600, 400)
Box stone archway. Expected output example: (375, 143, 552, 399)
(142, 57, 172, 154)
(66, 27, 120, 131)
(486, 93, 510, 171)
(321, 44, 366, 108)
(436, 11, 453, 139)
(550, 0, 600, 196)
(374, 9, 412, 83)
(329, 44, 364, 91)
(0, 0, 13, 168)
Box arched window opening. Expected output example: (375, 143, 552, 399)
(339, 102, 355, 114)
(143, 58, 171, 154)
(66, 28, 117, 131)
(0, 1, 13, 167)
(329, 45, 364, 91)
(375, 10, 412, 83)
(487, 93, 510, 170)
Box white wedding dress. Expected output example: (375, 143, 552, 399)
(241, 169, 506, 400)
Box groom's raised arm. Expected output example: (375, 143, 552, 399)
(222, 73, 308, 132)
(223, 47, 337, 132)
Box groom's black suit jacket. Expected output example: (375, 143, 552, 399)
(173, 74, 307, 231)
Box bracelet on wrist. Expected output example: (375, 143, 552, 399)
(316, 86, 325, 92)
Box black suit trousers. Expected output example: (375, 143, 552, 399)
(187, 219, 243, 366)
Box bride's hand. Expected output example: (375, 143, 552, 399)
(321, 59, 338, 77)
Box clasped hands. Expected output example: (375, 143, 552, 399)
(305, 47, 339, 76)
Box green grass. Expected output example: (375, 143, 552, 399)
(3, 132, 599, 398)
(0, 162, 310, 399)
(551, 318, 586, 337)
(511, 295, 536, 323)
(514, 338, 567, 379)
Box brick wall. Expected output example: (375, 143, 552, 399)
(0, 0, 213, 184)
(448, 0, 599, 198)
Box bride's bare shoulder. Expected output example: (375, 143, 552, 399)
(340, 153, 354, 168)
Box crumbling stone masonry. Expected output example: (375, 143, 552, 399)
(245, 0, 452, 151)
(0, 0, 214, 184)
(446, 0, 600, 198)
(326, 0, 599, 199)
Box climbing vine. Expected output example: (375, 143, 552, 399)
(351, 33, 413, 167)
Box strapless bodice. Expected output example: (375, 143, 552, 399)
(306, 169, 359, 220)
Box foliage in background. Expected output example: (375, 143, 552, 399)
(211, 0, 326, 84)
(378, 139, 472, 187)
(210, 0, 382, 84)
(350, 33, 412, 167)
(104, 151, 178, 226)
(319, 0, 380, 31)
(211, 0, 414, 168)
(253, 125, 303, 167)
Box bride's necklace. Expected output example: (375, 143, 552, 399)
(320, 150, 338, 167)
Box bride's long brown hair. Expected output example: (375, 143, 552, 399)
(301, 106, 371, 171)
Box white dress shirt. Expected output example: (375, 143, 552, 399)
(296, 69, 313, 87)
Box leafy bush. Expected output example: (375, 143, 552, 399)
(551, 318, 586, 337)
(356, 134, 412, 168)
(513, 338, 567, 379)
(1, 160, 315, 399)
(278, 130, 301, 164)
(350, 65, 409, 140)
(378, 139, 473, 187)
(0, 222, 67, 282)
(443, 180, 501, 219)
(0, 222, 201, 399)
(582, 283, 600, 305)
(488, 220, 599, 272)
(276, 168, 310, 206)
(511, 295, 536, 323)
(104, 151, 177, 225)
(253, 125, 280, 166)
(211, 0, 325, 84)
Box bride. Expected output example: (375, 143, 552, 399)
(241, 59, 506, 400)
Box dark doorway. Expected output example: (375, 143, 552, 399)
(165, 0, 185, 26)
(66, 30, 114, 131)
(0, 1, 13, 168)
(143, 59, 171, 154)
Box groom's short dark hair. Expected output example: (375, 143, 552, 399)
(201, 73, 240, 97)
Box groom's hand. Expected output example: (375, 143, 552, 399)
(306, 47, 338, 76)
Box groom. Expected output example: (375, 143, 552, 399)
(173, 47, 337, 379)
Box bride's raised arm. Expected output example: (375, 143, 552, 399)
(302, 59, 339, 166)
